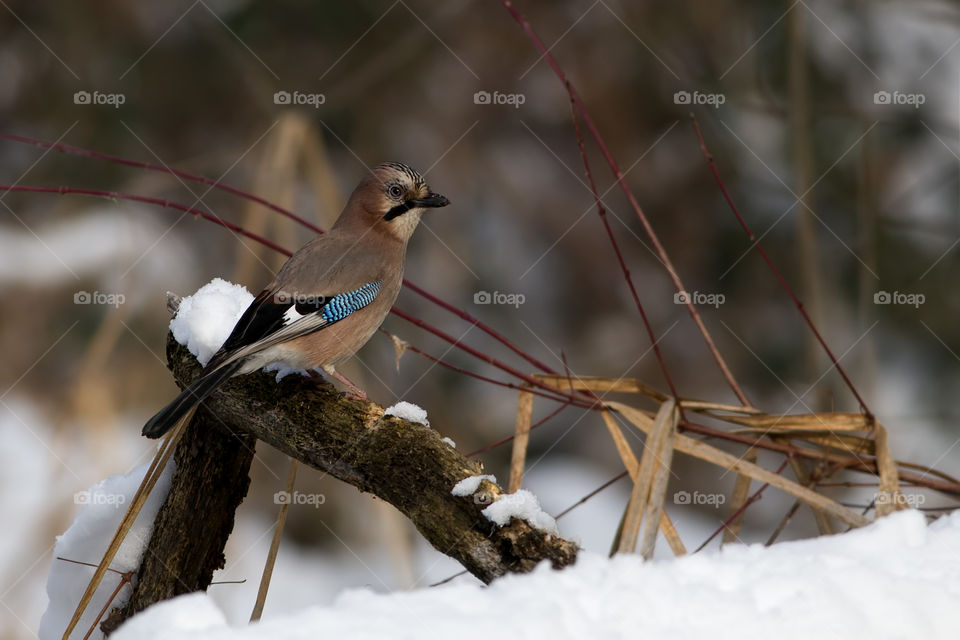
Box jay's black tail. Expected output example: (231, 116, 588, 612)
(141, 360, 243, 438)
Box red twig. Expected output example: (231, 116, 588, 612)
(390, 305, 598, 406)
(568, 90, 686, 415)
(378, 327, 591, 408)
(688, 116, 873, 419)
(466, 400, 573, 458)
(55, 557, 133, 640)
(694, 457, 792, 553)
(399, 280, 559, 376)
(1, 185, 292, 256)
(1, 183, 594, 406)
(0, 131, 560, 378)
(0, 132, 324, 233)
(556, 470, 629, 519)
(499, 0, 751, 407)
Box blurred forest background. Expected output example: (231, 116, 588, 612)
(3, 0, 960, 635)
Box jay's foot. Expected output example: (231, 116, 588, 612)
(320, 365, 369, 401)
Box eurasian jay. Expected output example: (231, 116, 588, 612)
(142, 162, 449, 438)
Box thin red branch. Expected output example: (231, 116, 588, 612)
(1, 185, 293, 256)
(0, 131, 559, 377)
(689, 116, 873, 418)
(378, 327, 591, 408)
(0, 132, 324, 234)
(499, 0, 751, 407)
(568, 91, 686, 415)
(399, 279, 559, 376)
(694, 457, 792, 553)
(390, 305, 599, 406)
(466, 400, 573, 458)
(1, 183, 593, 406)
(556, 470, 629, 519)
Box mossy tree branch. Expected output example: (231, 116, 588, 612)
(105, 331, 578, 631)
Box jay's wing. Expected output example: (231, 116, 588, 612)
(205, 281, 382, 371)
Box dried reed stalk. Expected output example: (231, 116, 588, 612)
(508, 388, 535, 492)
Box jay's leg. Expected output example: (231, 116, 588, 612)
(320, 364, 368, 401)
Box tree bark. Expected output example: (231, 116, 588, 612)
(105, 331, 578, 630)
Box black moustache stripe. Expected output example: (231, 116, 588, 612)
(383, 201, 415, 221)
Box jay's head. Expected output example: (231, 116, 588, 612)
(338, 162, 450, 241)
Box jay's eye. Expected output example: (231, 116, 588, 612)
(388, 185, 404, 199)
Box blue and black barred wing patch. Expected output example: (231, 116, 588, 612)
(208, 281, 383, 368)
(321, 281, 382, 322)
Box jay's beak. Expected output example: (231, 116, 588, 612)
(409, 192, 450, 208)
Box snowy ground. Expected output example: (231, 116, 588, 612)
(110, 510, 960, 640)
(22, 281, 960, 639)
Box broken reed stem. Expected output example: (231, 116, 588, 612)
(250, 458, 300, 622)
(600, 408, 685, 555)
(638, 404, 678, 559)
(62, 416, 188, 640)
(508, 388, 535, 492)
(489, 372, 960, 498)
(617, 400, 677, 554)
(609, 401, 871, 528)
(874, 424, 906, 516)
(512, 4, 772, 536)
(722, 447, 759, 544)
